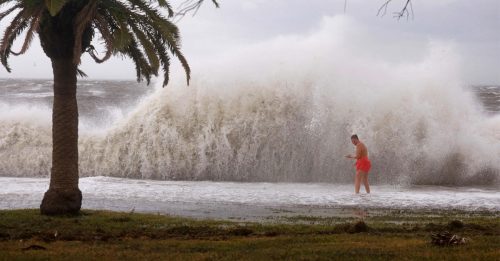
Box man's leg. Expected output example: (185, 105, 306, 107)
(355, 170, 361, 194)
(361, 171, 370, 193)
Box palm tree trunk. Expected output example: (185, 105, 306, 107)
(40, 58, 82, 215)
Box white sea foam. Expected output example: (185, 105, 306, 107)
(0, 177, 498, 215)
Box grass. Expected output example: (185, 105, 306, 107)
(0, 209, 499, 260)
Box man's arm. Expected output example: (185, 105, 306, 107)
(345, 144, 362, 159)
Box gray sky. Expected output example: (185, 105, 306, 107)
(0, 0, 498, 84)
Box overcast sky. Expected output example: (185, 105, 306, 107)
(0, 0, 498, 84)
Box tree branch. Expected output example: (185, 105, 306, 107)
(377, 0, 413, 20)
(174, 0, 219, 22)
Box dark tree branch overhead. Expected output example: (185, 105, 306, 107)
(175, 0, 219, 21)
(377, 0, 414, 20)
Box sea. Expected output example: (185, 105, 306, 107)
(0, 78, 498, 218)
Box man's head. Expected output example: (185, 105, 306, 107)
(351, 134, 359, 145)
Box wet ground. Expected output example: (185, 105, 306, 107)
(2, 176, 498, 221)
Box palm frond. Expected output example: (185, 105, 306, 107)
(21, 0, 193, 85)
(0, 4, 21, 22)
(155, 23, 190, 84)
(124, 0, 190, 84)
(0, 9, 30, 72)
(77, 67, 87, 77)
(125, 2, 189, 84)
(128, 0, 171, 25)
(123, 38, 153, 84)
(73, 0, 98, 64)
(88, 14, 113, 63)
(10, 7, 43, 56)
(112, 19, 133, 51)
(149, 31, 171, 86)
(154, 0, 174, 17)
(129, 22, 159, 73)
(94, 0, 177, 84)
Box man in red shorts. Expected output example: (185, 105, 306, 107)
(345, 134, 371, 194)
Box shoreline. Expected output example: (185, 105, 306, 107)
(2, 176, 499, 222)
(3, 201, 499, 223)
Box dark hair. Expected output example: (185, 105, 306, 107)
(351, 134, 359, 140)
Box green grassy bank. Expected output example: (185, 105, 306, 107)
(0, 209, 498, 260)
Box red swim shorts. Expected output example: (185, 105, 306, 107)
(356, 157, 371, 172)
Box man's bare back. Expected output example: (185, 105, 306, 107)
(355, 142, 368, 159)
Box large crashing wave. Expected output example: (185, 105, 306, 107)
(1, 16, 499, 185)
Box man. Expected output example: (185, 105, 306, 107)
(345, 134, 371, 194)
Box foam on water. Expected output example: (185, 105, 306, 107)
(0, 16, 499, 186)
(0, 177, 498, 214)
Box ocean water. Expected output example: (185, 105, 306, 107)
(1, 78, 499, 185)
(0, 78, 498, 215)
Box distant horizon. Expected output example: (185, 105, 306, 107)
(1, 77, 499, 87)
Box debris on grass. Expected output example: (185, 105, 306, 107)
(431, 231, 468, 246)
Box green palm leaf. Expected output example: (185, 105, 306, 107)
(0, 9, 30, 72)
(44, 0, 67, 16)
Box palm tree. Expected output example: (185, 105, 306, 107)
(0, 0, 216, 215)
